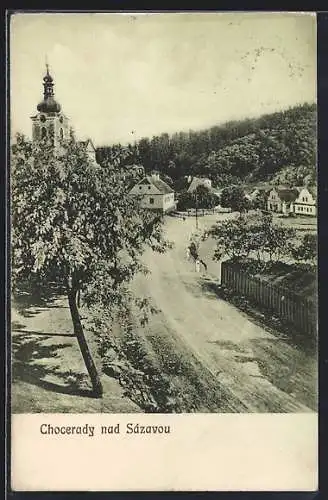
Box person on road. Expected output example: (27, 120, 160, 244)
(195, 259, 201, 273)
(200, 259, 207, 273)
(189, 242, 198, 261)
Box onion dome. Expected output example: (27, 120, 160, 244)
(37, 63, 61, 113)
(37, 97, 61, 113)
(43, 72, 53, 83)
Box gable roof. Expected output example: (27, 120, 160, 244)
(146, 176, 174, 194)
(79, 138, 96, 151)
(273, 188, 300, 202)
(131, 175, 174, 194)
(139, 177, 152, 185)
(303, 186, 317, 199)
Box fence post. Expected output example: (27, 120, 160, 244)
(219, 264, 314, 339)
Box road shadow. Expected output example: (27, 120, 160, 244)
(12, 280, 66, 318)
(208, 339, 250, 354)
(11, 320, 26, 331)
(12, 327, 76, 338)
(208, 337, 316, 410)
(199, 278, 222, 298)
(249, 337, 317, 411)
(200, 278, 317, 355)
(12, 334, 98, 399)
(207, 339, 260, 364)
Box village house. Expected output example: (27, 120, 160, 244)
(292, 186, 317, 216)
(267, 187, 316, 216)
(129, 173, 176, 214)
(79, 138, 98, 164)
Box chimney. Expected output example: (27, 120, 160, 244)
(152, 172, 160, 181)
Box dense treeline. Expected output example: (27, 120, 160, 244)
(96, 102, 316, 188)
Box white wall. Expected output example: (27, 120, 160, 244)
(294, 204, 316, 216)
(139, 194, 164, 211)
(163, 193, 175, 212)
(294, 189, 316, 216)
(130, 178, 175, 213)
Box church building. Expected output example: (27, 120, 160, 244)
(30, 64, 97, 164)
(30, 64, 70, 147)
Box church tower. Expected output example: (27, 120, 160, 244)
(31, 64, 70, 147)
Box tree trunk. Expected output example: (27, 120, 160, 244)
(67, 288, 103, 397)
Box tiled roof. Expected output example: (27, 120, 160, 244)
(275, 188, 300, 202)
(146, 176, 174, 194)
(78, 138, 95, 150)
(306, 186, 317, 199)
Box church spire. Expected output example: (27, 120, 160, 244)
(32, 63, 69, 146)
(37, 61, 61, 113)
(42, 61, 55, 99)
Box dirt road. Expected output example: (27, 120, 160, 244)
(12, 213, 316, 413)
(133, 214, 317, 412)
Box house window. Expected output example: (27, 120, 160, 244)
(139, 186, 142, 190)
(149, 197, 154, 205)
(41, 127, 47, 138)
(60, 128, 64, 140)
(148, 186, 151, 190)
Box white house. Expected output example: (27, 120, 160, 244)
(129, 173, 176, 214)
(267, 187, 316, 216)
(292, 187, 317, 216)
(79, 138, 98, 164)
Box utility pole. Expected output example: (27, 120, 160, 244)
(195, 191, 198, 229)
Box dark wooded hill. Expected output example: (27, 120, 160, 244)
(96, 102, 316, 189)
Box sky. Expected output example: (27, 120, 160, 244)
(10, 12, 316, 146)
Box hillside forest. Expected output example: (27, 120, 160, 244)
(96, 103, 316, 189)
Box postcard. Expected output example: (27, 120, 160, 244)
(9, 11, 317, 491)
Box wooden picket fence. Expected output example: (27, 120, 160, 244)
(221, 261, 317, 337)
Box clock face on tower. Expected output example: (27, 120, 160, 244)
(40, 114, 46, 123)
